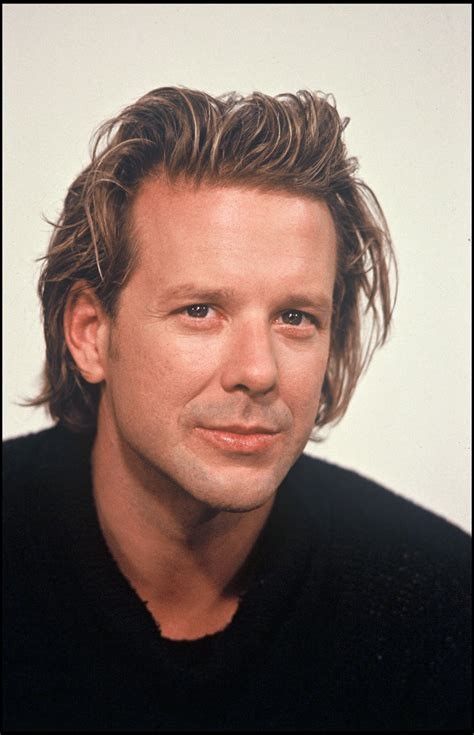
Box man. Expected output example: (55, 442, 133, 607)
(3, 87, 470, 731)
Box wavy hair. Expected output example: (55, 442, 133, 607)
(27, 86, 397, 434)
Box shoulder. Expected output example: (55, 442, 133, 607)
(3, 422, 87, 454)
(3, 425, 94, 531)
(3, 425, 61, 504)
(3, 424, 59, 473)
(3, 425, 96, 611)
(286, 452, 471, 611)
(291, 450, 471, 554)
(3, 424, 93, 480)
(283, 454, 471, 730)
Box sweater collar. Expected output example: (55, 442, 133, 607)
(42, 424, 327, 688)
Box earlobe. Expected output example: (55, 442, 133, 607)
(64, 283, 109, 385)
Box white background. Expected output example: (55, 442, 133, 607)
(3, 4, 471, 532)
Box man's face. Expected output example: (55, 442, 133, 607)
(100, 179, 337, 512)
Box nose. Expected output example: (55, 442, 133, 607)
(220, 318, 278, 396)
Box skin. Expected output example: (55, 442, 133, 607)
(65, 179, 337, 639)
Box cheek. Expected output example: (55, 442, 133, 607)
(108, 325, 219, 408)
(279, 348, 329, 420)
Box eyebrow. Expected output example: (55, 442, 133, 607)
(283, 293, 333, 313)
(162, 284, 333, 313)
(162, 285, 237, 303)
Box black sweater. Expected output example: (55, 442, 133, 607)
(2, 425, 471, 731)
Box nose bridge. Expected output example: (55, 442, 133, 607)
(221, 312, 278, 395)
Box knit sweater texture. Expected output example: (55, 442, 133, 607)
(2, 425, 471, 732)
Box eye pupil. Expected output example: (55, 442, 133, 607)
(283, 310, 303, 325)
(187, 304, 209, 318)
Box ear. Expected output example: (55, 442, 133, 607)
(64, 283, 110, 384)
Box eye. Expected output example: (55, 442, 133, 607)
(280, 309, 316, 327)
(185, 304, 211, 318)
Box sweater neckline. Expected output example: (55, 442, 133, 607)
(45, 425, 330, 684)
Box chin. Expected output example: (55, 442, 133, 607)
(133, 435, 299, 514)
(176, 460, 289, 514)
(202, 490, 275, 514)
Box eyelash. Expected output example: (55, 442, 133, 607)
(182, 304, 318, 328)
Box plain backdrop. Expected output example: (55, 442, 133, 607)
(3, 4, 471, 532)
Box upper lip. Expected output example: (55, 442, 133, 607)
(199, 424, 280, 435)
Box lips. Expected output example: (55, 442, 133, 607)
(201, 424, 279, 435)
(194, 425, 280, 453)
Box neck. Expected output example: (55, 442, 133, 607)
(90, 406, 275, 639)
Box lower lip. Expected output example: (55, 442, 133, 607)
(195, 428, 278, 453)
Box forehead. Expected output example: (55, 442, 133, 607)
(132, 177, 335, 240)
(129, 178, 337, 295)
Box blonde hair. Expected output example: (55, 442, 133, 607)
(29, 86, 396, 433)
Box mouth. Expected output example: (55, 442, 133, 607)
(194, 425, 280, 454)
